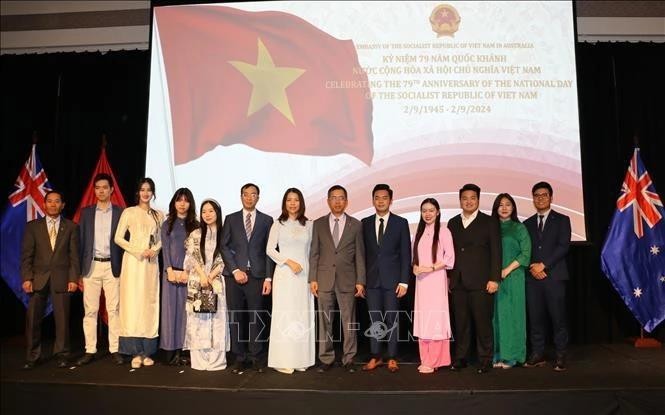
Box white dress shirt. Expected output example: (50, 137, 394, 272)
(461, 209, 479, 229)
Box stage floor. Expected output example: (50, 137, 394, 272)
(2, 337, 664, 414)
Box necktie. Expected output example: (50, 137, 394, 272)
(538, 215, 544, 233)
(332, 218, 340, 247)
(378, 218, 385, 246)
(49, 219, 57, 249)
(245, 212, 252, 241)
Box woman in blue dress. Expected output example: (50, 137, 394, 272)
(160, 188, 198, 365)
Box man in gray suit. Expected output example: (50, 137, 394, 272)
(309, 185, 366, 373)
(21, 190, 80, 369)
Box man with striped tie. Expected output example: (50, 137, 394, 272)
(21, 190, 80, 369)
(221, 183, 274, 374)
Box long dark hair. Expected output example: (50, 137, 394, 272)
(491, 193, 519, 222)
(135, 177, 156, 204)
(135, 177, 159, 225)
(278, 188, 308, 226)
(166, 188, 199, 235)
(412, 198, 441, 265)
(199, 199, 223, 264)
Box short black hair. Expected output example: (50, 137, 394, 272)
(459, 183, 480, 199)
(93, 173, 114, 188)
(372, 184, 393, 199)
(327, 185, 348, 199)
(532, 181, 553, 197)
(241, 183, 260, 195)
(44, 189, 64, 203)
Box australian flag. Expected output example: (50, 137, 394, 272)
(0, 144, 52, 308)
(601, 148, 665, 332)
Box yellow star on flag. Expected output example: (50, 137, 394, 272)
(229, 38, 305, 124)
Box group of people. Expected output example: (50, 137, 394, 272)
(20, 174, 571, 375)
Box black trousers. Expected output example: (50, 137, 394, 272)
(225, 275, 266, 363)
(25, 281, 71, 362)
(451, 288, 494, 364)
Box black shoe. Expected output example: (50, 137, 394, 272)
(231, 361, 245, 374)
(449, 360, 467, 372)
(252, 361, 265, 373)
(524, 355, 546, 368)
(22, 361, 36, 370)
(553, 358, 566, 372)
(476, 362, 492, 374)
(56, 357, 69, 368)
(316, 363, 333, 373)
(343, 362, 356, 373)
(179, 356, 190, 366)
(76, 353, 95, 366)
(111, 352, 124, 365)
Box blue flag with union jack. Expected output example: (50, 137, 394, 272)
(0, 144, 53, 308)
(601, 148, 665, 332)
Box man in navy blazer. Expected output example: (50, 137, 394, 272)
(76, 173, 124, 366)
(360, 184, 411, 373)
(523, 181, 571, 372)
(221, 183, 274, 374)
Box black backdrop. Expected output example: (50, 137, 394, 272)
(1, 42, 664, 343)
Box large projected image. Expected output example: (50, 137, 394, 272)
(146, 1, 585, 240)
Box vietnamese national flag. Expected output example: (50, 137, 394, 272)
(73, 147, 127, 324)
(73, 147, 127, 224)
(154, 5, 374, 165)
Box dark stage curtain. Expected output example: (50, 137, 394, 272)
(1, 43, 664, 343)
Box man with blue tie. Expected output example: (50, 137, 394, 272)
(221, 183, 274, 374)
(76, 173, 124, 366)
(361, 184, 411, 373)
(523, 181, 571, 372)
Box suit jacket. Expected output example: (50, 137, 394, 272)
(79, 204, 123, 277)
(523, 210, 571, 281)
(309, 213, 366, 292)
(221, 209, 274, 279)
(447, 211, 501, 290)
(21, 216, 80, 293)
(361, 213, 411, 289)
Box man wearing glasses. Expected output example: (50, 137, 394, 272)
(523, 181, 571, 372)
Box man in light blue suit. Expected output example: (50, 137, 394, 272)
(76, 173, 124, 366)
(221, 183, 274, 374)
(361, 184, 411, 373)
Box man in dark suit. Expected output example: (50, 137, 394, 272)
(447, 183, 501, 374)
(523, 181, 571, 371)
(76, 173, 124, 366)
(221, 183, 274, 374)
(309, 185, 366, 373)
(360, 184, 411, 373)
(21, 190, 80, 369)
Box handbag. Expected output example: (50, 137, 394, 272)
(193, 287, 218, 313)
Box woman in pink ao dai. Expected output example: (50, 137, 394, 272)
(412, 198, 455, 374)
